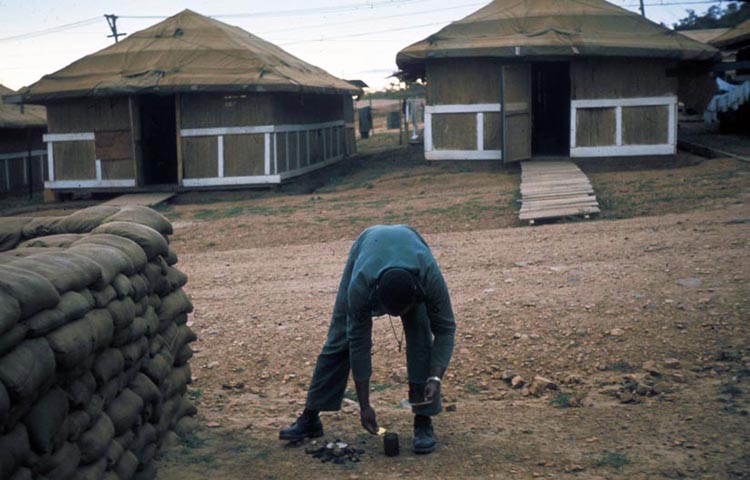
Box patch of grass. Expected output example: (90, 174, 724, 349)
(187, 388, 203, 400)
(206, 242, 217, 248)
(608, 360, 635, 372)
(550, 393, 575, 408)
(180, 433, 207, 449)
(344, 389, 357, 401)
(184, 453, 216, 465)
(371, 382, 392, 392)
(595, 451, 631, 469)
(719, 383, 742, 396)
(464, 382, 481, 394)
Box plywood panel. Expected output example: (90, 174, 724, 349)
(505, 113, 531, 161)
(95, 130, 132, 161)
(224, 134, 265, 176)
(576, 108, 616, 147)
(426, 58, 501, 105)
(47, 98, 130, 133)
(483, 112, 502, 150)
(101, 159, 134, 179)
(571, 58, 678, 100)
(54, 141, 95, 180)
(182, 137, 217, 178)
(432, 113, 476, 150)
(309, 129, 323, 165)
(622, 105, 669, 145)
(181, 93, 273, 129)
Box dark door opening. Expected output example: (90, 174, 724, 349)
(139, 94, 177, 185)
(531, 62, 570, 157)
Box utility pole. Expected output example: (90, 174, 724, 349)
(105, 14, 126, 43)
(639, 0, 646, 17)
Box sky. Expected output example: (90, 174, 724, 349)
(0, 0, 727, 92)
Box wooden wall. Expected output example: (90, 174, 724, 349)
(181, 93, 274, 128)
(46, 98, 135, 182)
(426, 58, 502, 104)
(622, 105, 669, 145)
(571, 58, 678, 100)
(576, 108, 616, 147)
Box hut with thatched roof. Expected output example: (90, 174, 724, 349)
(0, 85, 47, 196)
(4, 10, 359, 195)
(396, 0, 718, 162)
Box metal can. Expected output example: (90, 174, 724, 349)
(384, 432, 400, 457)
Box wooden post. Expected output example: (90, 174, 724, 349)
(128, 96, 140, 186)
(175, 93, 183, 186)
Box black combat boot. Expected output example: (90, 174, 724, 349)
(413, 414, 436, 454)
(279, 410, 324, 441)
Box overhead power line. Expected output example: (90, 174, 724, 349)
(0, 16, 101, 43)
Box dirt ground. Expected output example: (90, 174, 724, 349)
(141, 140, 750, 479)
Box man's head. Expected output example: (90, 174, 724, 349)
(376, 268, 418, 317)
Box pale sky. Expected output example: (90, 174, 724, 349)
(0, 0, 723, 92)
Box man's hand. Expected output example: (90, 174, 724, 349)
(424, 379, 441, 403)
(360, 405, 378, 434)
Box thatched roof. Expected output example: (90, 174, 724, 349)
(7, 9, 358, 104)
(711, 19, 750, 49)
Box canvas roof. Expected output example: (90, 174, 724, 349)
(396, 0, 720, 75)
(711, 19, 750, 49)
(7, 9, 358, 105)
(0, 85, 46, 128)
(679, 28, 730, 45)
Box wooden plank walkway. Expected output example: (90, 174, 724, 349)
(101, 192, 175, 207)
(519, 161, 600, 223)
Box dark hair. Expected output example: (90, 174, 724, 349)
(377, 268, 417, 316)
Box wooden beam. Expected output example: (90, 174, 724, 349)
(175, 93, 183, 185)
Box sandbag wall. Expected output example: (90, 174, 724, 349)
(0, 205, 197, 480)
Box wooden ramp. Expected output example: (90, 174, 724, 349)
(519, 161, 600, 223)
(101, 192, 175, 207)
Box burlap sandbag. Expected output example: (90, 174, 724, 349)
(129, 373, 160, 407)
(163, 365, 192, 399)
(83, 395, 104, 425)
(0, 217, 32, 252)
(8, 467, 32, 480)
(0, 380, 9, 421)
(174, 344, 193, 367)
(59, 206, 121, 233)
(165, 267, 188, 291)
(73, 234, 148, 274)
(129, 423, 157, 459)
(142, 352, 171, 385)
(0, 290, 21, 336)
(78, 413, 114, 464)
(120, 338, 148, 370)
(143, 307, 160, 338)
(104, 438, 124, 468)
(140, 441, 157, 467)
(134, 297, 149, 317)
(91, 222, 168, 260)
(147, 293, 161, 312)
(129, 274, 150, 302)
(0, 265, 60, 318)
(66, 371, 96, 408)
(112, 316, 148, 348)
(158, 323, 178, 351)
(0, 338, 56, 400)
(73, 457, 106, 480)
(0, 323, 29, 357)
(106, 389, 144, 436)
(37, 442, 80, 480)
(92, 285, 117, 308)
(156, 397, 180, 435)
(114, 450, 139, 480)
(165, 247, 178, 266)
(99, 377, 121, 407)
(20, 216, 65, 238)
(112, 274, 133, 299)
(174, 312, 188, 326)
(107, 297, 136, 330)
(0, 423, 31, 479)
(173, 397, 198, 426)
(92, 349, 125, 385)
(114, 430, 135, 451)
(64, 410, 91, 443)
(17, 233, 84, 249)
(133, 460, 157, 480)
(143, 262, 169, 297)
(68, 243, 134, 283)
(172, 325, 197, 357)
(46, 309, 113, 370)
(103, 206, 173, 236)
(25, 290, 93, 338)
(9, 252, 101, 293)
(22, 387, 69, 453)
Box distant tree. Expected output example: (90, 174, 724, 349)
(673, 1, 750, 30)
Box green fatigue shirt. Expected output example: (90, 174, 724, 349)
(336, 225, 456, 382)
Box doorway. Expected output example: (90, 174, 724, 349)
(139, 94, 177, 185)
(531, 62, 570, 157)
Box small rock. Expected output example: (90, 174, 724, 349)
(446, 404, 457, 412)
(609, 328, 625, 337)
(206, 422, 221, 428)
(643, 361, 663, 377)
(676, 277, 702, 288)
(619, 391, 637, 404)
(511, 375, 525, 389)
(206, 361, 219, 369)
(635, 382, 653, 396)
(390, 366, 408, 384)
(501, 370, 515, 381)
(664, 358, 681, 369)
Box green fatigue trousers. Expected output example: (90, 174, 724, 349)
(305, 301, 442, 417)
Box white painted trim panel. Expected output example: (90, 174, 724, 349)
(278, 155, 343, 181)
(44, 132, 95, 142)
(217, 135, 224, 178)
(0, 149, 47, 161)
(180, 120, 345, 137)
(426, 150, 502, 161)
(183, 175, 281, 186)
(47, 142, 55, 182)
(571, 96, 676, 109)
(425, 104, 502, 114)
(571, 144, 676, 157)
(45, 179, 136, 189)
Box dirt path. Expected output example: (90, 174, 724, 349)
(158, 202, 750, 479)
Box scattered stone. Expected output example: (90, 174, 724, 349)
(305, 440, 364, 464)
(501, 370, 515, 382)
(664, 358, 681, 369)
(528, 376, 558, 396)
(390, 367, 408, 384)
(609, 328, 625, 337)
(642, 361, 663, 377)
(618, 391, 638, 404)
(206, 361, 219, 369)
(511, 376, 525, 389)
(676, 277, 702, 288)
(206, 422, 221, 428)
